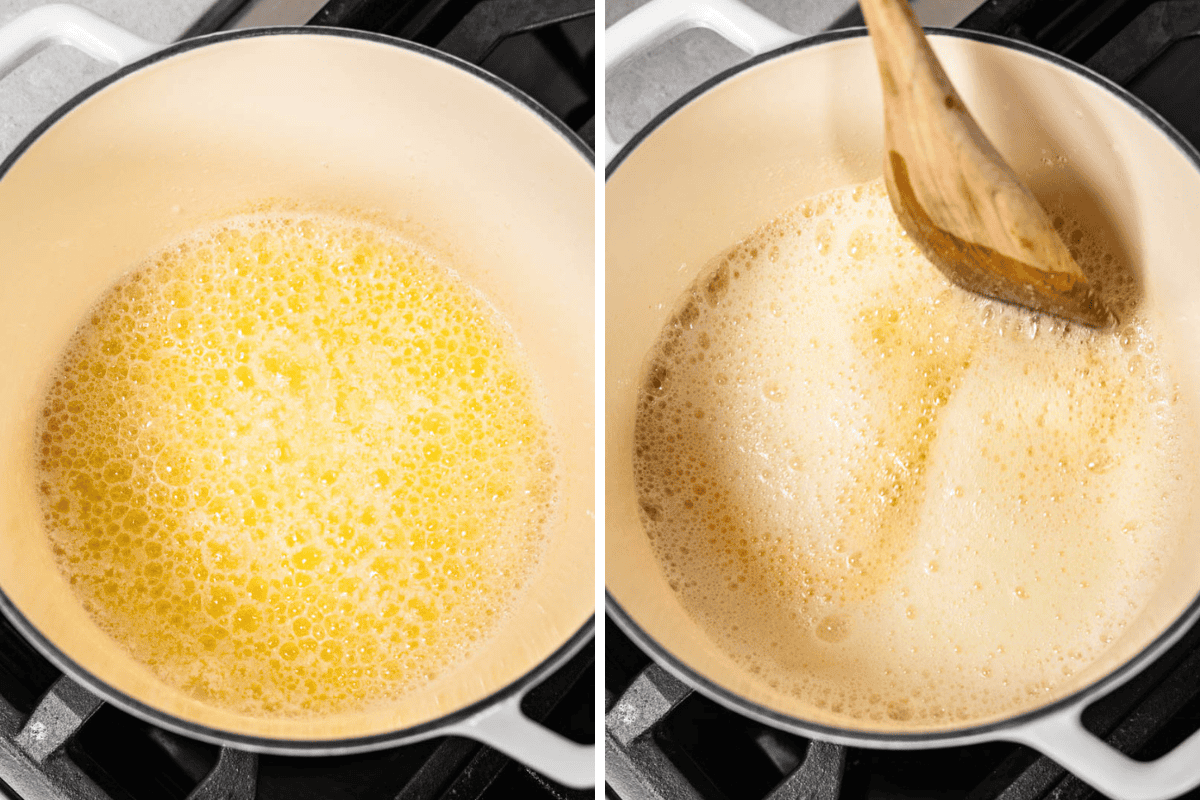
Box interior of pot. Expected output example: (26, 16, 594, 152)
(606, 32, 1200, 734)
(0, 31, 593, 742)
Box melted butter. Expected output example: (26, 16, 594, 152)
(633, 179, 1193, 727)
(829, 301, 976, 598)
(36, 213, 557, 717)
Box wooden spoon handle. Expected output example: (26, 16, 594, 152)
(860, 0, 1030, 259)
(859, 0, 1110, 327)
(859, 0, 948, 101)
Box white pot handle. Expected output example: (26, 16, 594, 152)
(0, 4, 158, 80)
(446, 691, 594, 789)
(604, 0, 800, 164)
(1013, 705, 1200, 800)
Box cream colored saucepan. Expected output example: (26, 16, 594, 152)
(0, 5, 593, 788)
(606, 1, 1200, 798)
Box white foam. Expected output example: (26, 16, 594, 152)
(633, 180, 1193, 726)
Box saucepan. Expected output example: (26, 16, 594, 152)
(0, 4, 594, 788)
(605, 1, 1200, 797)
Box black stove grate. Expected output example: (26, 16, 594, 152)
(606, 1, 1200, 798)
(957, 0, 1159, 63)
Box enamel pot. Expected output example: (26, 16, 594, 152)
(605, 1, 1200, 797)
(0, 4, 594, 789)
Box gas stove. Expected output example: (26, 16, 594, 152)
(0, 2, 594, 799)
(604, 1, 1200, 798)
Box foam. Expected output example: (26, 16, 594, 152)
(36, 212, 558, 717)
(632, 180, 1192, 727)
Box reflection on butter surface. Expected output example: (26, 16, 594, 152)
(36, 213, 557, 717)
(633, 180, 1193, 726)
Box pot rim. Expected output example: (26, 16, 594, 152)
(605, 25, 1200, 747)
(0, 24, 595, 754)
(1, 24, 594, 179)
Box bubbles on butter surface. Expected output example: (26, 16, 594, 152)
(632, 179, 1192, 727)
(35, 213, 558, 717)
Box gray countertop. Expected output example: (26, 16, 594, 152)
(0, 0, 216, 162)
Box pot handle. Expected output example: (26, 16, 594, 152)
(0, 4, 157, 80)
(604, 0, 799, 164)
(1012, 705, 1200, 800)
(445, 691, 594, 789)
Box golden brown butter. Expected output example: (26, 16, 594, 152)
(633, 180, 1191, 727)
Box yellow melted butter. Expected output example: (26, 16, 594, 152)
(36, 213, 557, 716)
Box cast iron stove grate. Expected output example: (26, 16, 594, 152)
(607, 1, 1200, 798)
(0, 2, 595, 799)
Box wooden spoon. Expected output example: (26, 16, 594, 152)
(859, 0, 1112, 328)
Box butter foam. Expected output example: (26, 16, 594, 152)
(633, 180, 1192, 727)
